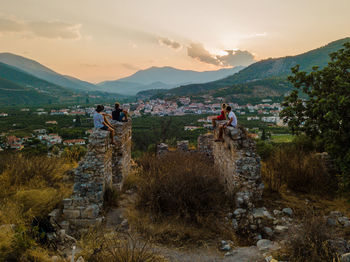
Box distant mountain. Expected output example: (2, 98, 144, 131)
(0, 62, 73, 97)
(0, 53, 96, 91)
(0, 77, 59, 105)
(161, 37, 350, 98)
(98, 66, 245, 95)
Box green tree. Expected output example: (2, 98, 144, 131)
(280, 42, 350, 187)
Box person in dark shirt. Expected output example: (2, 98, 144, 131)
(112, 102, 128, 122)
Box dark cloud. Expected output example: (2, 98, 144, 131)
(0, 15, 81, 39)
(187, 43, 220, 65)
(217, 50, 255, 66)
(158, 37, 181, 50)
(187, 43, 255, 67)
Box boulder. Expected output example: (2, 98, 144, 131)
(282, 207, 293, 216)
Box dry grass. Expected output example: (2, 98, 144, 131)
(126, 152, 235, 247)
(280, 212, 340, 262)
(0, 153, 75, 261)
(79, 228, 168, 262)
(261, 146, 338, 195)
(126, 206, 235, 247)
(135, 152, 229, 224)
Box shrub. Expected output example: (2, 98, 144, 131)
(257, 140, 275, 161)
(285, 212, 339, 262)
(261, 145, 338, 194)
(79, 229, 167, 262)
(135, 152, 228, 224)
(15, 188, 60, 218)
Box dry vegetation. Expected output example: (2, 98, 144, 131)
(261, 146, 337, 195)
(0, 153, 75, 261)
(127, 152, 235, 246)
(79, 228, 168, 262)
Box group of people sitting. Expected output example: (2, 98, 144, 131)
(93, 102, 128, 145)
(210, 103, 237, 142)
(92, 101, 237, 145)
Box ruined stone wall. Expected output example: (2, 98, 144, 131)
(59, 120, 131, 232)
(197, 124, 264, 235)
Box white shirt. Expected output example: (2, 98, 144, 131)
(228, 111, 237, 127)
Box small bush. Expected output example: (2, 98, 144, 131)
(285, 212, 339, 262)
(257, 140, 275, 161)
(261, 145, 338, 194)
(79, 229, 167, 262)
(135, 152, 228, 224)
(15, 188, 60, 218)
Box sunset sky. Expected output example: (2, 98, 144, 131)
(1, 0, 350, 83)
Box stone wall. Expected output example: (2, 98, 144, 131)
(198, 124, 264, 235)
(59, 120, 131, 232)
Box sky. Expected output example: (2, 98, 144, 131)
(0, 0, 350, 83)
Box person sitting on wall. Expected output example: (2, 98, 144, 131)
(215, 106, 237, 142)
(93, 105, 117, 145)
(112, 102, 128, 122)
(210, 103, 227, 128)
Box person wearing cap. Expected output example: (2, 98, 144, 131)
(112, 102, 128, 122)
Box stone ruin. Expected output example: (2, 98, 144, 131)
(50, 120, 132, 233)
(197, 123, 264, 237)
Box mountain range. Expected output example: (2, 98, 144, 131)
(0, 37, 349, 105)
(97, 66, 245, 95)
(149, 37, 350, 100)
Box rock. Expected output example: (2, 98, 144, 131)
(273, 210, 282, 216)
(232, 219, 238, 230)
(221, 240, 228, 246)
(275, 225, 289, 233)
(221, 244, 231, 251)
(341, 253, 350, 262)
(225, 252, 233, 256)
(257, 239, 274, 252)
(264, 227, 273, 237)
(282, 207, 293, 216)
(338, 217, 350, 226)
(327, 217, 337, 226)
(233, 208, 246, 217)
(253, 207, 273, 219)
(51, 256, 59, 262)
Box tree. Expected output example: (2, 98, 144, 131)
(280, 42, 350, 186)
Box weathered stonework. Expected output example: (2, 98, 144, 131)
(60, 120, 131, 232)
(198, 123, 264, 236)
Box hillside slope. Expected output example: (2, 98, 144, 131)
(0, 77, 58, 105)
(0, 53, 96, 91)
(162, 37, 350, 97)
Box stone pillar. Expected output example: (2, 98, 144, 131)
(111, 119, 132, 187)
(197, 133, 214, 160)
(60, 120, 132, 232)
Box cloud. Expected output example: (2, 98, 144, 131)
(121, 63, 140, 71)
(187, 43, 220, 65)
(187, 43, 255, 67)
(0, 15, 81, 39)
(217, 50, 255, 66)
(158, 37, 181, 50)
